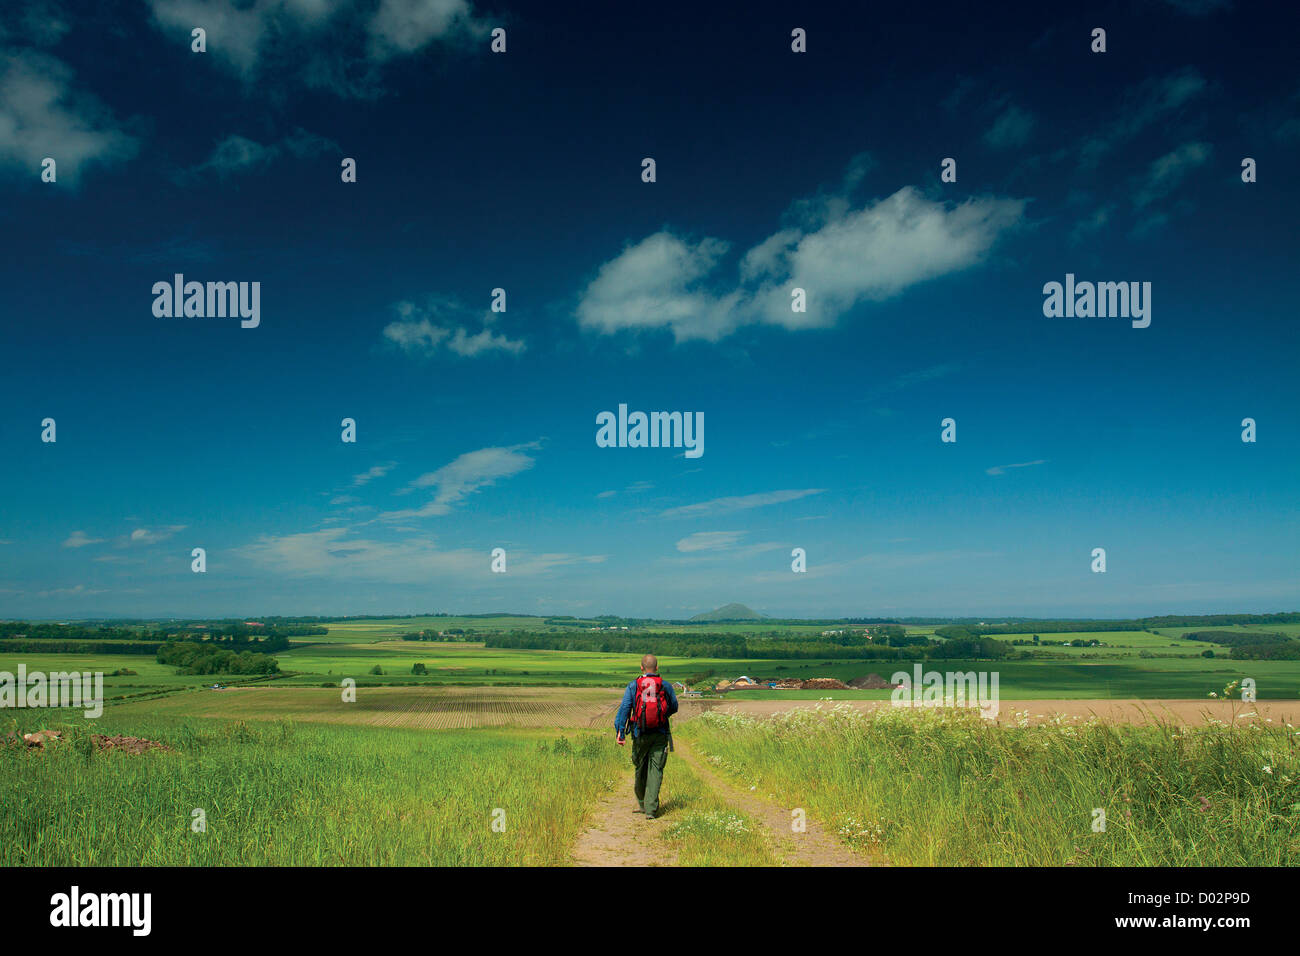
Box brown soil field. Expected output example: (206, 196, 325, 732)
(672, 696, 1300, 726)
(113, 685, 621, 730)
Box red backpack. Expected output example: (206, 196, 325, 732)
(632, 674, 669, 732)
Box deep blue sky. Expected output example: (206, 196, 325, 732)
(1, 0, 1296, 619)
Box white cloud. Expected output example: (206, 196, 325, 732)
(383, 298, 525, 358)
(576, 184, 1024, 342)
(0, 49, 138, 181)
(1134, 141, 1212, 207)
(381, 442, 539, 519)
(351, 462, 396, 487)
(125, 524, 187, 545)
(1079, 68, 1207, 168)
(239, 527, 601, 582)
(367, 0, 483, 61)
(983, 104, 1035, 149)
(985, 459, 1046, 476)
(146, 0, 484, 92)
(676, 531, 746, 553)
(62, 530, 104, 549)
(660, 488, 824, 519)
(188, 127, 337, 179)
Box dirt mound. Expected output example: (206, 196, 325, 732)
(19, 729, 62, 748)
(800, 677, 850, 690)
(849, 673, 901, 690)
(91, 734, 174, 755)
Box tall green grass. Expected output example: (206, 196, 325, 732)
(682, 704, 1300, 865)
(1, 715, 623, 866)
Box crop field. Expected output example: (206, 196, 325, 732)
(109, 685, 622, 730)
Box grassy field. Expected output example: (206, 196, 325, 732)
(6, 611, 1300, 868)
(1, 713, 623, 866)
(682, 704, 1300, 866)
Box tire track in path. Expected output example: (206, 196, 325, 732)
(671, 737, 873, 867)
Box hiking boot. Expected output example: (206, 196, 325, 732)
(644, 813, 657, 820)
(633, 806, 644, 813)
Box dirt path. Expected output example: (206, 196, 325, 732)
(571, 738, 871, 867)
(570, 787, 665, 867)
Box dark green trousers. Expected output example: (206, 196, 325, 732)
(631, 731, 670, 816)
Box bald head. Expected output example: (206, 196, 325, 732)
(641, 654, 658, 674)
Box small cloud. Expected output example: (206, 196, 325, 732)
(660, 488, 824, 519)
(381, 442, 540, 520)
(1134, 141, 1212, 207)
(124, 524, 186, 546)
(983, 105, 1035, 149)
(676, 531, 746, 553)
(187, 128, 338, 180)
(985, 459, 1046, 476)
(62, 530, 103, 549)
(382, 297, 525, 358)
(351, 462, 396, 487)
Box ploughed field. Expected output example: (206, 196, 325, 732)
(110, 684, 622, 730)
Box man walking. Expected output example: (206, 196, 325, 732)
(615, 654, 679, 820)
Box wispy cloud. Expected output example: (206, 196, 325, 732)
(351, 462, 396, 487)
(1134, 141, 1212, 207)
(381, 442, 539, 519)
(675, 531, 746, 553)
(185, 128, 337, 180)
(983, 104, 1035, 149)
(62, 530, 104, 549)
(660, 488, 824, 519)
(382, 297, 525, 358)
(122, 525, 187, 546)
(1079, 68, 1207, 169)
(985, 459, 1046, 476)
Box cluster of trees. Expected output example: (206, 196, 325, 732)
(156, 641, 280, 675)
(0, 622, 145, 641)
(0, 619, 322, 650)
(1183, 631, 1291, 648)
(1231, 643, 1300, 660)
(0, 639, 159, 655)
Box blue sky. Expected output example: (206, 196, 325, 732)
(0, 0, 1296, 619)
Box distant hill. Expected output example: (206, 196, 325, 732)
(690, 603, 766, 622)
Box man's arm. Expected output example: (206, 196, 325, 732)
(614, 682, 635, 737)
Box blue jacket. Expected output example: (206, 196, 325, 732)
(615, 675, 679, 738)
